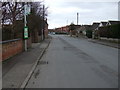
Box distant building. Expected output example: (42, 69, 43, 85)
(91, 22, 100, 38)
(99, 22, 108, 27)
(48, 29, 55, 34)
(92, 23, 100, 30)
(55, 25, 70, 34)
(82, 25, 92, 35)
(106, 21, 120, 26)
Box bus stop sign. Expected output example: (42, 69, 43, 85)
(24, 26, 28, 39)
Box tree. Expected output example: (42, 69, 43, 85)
(27, 2, 48, 41)
(2, 2, 24, 39)
(1, 2, 48, 40)
(69, 23, 77, 36)
(69, 23, 76, 31)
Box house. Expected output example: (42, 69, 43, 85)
(69, 25, 81, 36)
(91, 22, 100, 38)
(92, 23, 100, 30)
(55, 25, 70, 34)
(55, 27, 62, 34)
(48, 29, 55, 34)
(106, 21, 120, 26)
(82, 25, 92, 35)
(95, 21, 108, 30)
(99, 22, 108, 27)
(93, 22, 107, 39)
(61, 25, 69, 34)
(76, 25, 92, 38)
(95, 20, 120, 39)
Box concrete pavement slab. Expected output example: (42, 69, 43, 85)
(87, 39, 119, 49)
(2, 37, 51, 89)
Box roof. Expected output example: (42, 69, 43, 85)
(108, 21, 120, 25)
(92, 23, 100, 29)
(101, 22, 108, 26)
(76, 25, 92, 31)
(83, 25, 92, 30)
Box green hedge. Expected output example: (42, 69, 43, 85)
(86, 30, 92, 38)
(99, 24, 120, 39)
(55, 32, 68, 34)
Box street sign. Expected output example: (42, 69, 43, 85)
(24, 26, 28, 39)
(25, 5, 31, 15)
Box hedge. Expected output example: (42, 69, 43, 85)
(86, 30, 92, 38)
(99, 24, 120, 39)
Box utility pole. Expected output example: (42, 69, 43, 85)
(77, 12, 79, 25)
(24, 4, 27, 51)
(24, 3, 30, 51)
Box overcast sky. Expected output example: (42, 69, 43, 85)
(43, 0, 119, 29)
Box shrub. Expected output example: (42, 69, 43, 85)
(99, 24, 120, 39)
(86, 30, 92, 38)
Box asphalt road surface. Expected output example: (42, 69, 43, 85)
(26, 35, 118, 88)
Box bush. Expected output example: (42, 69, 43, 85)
(86, 30, 92, 38)
(109, 24, 120, 38)
(55, 32, 67, 34)
(99, 24, 120, 39)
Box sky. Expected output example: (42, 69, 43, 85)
(43, 0, 119, 29)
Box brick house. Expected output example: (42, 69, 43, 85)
(55, 25, 69, 34)
(77, 25, 92, 36)
(69, 25, 81, 36)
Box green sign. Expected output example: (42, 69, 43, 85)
(24, 26, 28, 39)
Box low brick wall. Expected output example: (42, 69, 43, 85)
(1, 39, 23, 61)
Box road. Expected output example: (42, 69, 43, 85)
(26, 35, 118, 88)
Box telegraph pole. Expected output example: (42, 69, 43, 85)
(77, 12, 79, 25)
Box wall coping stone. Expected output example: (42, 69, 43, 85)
(0, 38, 22, 44)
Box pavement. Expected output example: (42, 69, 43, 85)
(72, 35, 119, 49)
(2, 36, 51, 89)
(87, 39, 119, 49)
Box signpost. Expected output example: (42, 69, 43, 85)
(24, 26, 28, 39)
(24, 3, 31, 51)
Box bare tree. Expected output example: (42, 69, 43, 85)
(2, 2, 24, 39)
(27, 2, 48, 36)
(1, 2, 48, 40)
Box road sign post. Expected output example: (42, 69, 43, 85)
(24, 26, 28, 39)
(24, 3, 31, 51)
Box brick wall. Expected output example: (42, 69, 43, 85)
(1, 39, 23, 61)
(27, 37, 32, 48)
(45, 29, 48, 38)
(45, 22, 48, 38)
